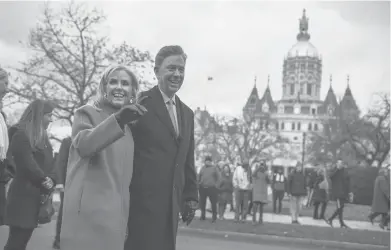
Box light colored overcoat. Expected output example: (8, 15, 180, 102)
(60, 104, 134, 250)
(372, 175, 390, 214)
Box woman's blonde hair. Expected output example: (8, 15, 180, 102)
(95, 65, 139, 106)
(17, 99, 53, 149)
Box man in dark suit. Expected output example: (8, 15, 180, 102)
(52, 136, 71, 249)
(125, 45, 198, 250)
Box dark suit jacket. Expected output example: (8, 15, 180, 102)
(126, 86, 198, 250)
(55, 137, 71, 185)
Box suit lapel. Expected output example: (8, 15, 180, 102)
(149, 86, 178, 140)
(175, 95, 186, 143)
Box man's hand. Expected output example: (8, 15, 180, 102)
(182, 200, 198, 226)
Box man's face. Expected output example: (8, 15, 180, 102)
(337, 160, 344, 169)
(155, 55, 186, 98)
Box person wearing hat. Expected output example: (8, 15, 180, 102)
(3, 99, 56, 250)
(198, 155, 220, 222)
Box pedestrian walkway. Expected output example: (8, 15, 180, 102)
(194, 210, 385, 232)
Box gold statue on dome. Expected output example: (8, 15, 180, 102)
(299, 9, 308, 33)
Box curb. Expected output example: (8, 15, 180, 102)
(178, 227, 389, 250)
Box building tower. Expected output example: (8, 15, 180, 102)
(282, 9, 322, 102)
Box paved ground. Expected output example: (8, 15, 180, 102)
(0, 222, 342, 250)
(195, 209, 384, 232)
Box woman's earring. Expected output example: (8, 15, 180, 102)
(104, 93, 107, 98)
(130, 97, 134, 104)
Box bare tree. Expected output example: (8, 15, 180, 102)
(214, 113, 288, 164)
(348, 93, 390, 168)
(7, 2, 154, 126)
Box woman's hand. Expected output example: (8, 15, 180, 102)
(42, 176, 54, 190)
(115, 96, 149, 125)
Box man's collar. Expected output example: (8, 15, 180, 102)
(158, 85, 176, 105)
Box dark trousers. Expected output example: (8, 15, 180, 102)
(273, 190, 284, 213)
(252, 201, 265, 223)
(199, 186, 218, 220)
(235, 190, 250, 221)
(369, 212, 389, 226)
(313, 201, 327, 219)
(329, 198, 346, 225)
(4, 227, 34, 250)
(54, 192, 64, 243)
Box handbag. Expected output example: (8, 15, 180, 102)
(318, 179, 328, 190)
(38, 193, 55, 225)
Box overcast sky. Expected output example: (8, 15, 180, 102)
(0, 1, 389, 117)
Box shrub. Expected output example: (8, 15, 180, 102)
(348, 167, 379, 206)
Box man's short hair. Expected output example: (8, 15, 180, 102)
(155, 45, 187, 70)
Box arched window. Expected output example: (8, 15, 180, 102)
(314, 123, 319, 131)
(308, 123, 312, 131)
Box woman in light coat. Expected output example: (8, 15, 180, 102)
(369, 168, 390, 229)
(60, 65, 148, 250)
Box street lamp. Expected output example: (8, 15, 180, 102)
(302, 132, 306, 169)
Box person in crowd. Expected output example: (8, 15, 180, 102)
(0, 110, 10, 227)
(306, 168, 317, 208)
(60, 65, 147, 250)
(52, 136, 71, 249)
(251, 159, 269, 225)
(0, 67, 10, 227)
(271, 167, 286, 214)
(217, 164, 233, 220)
(233, 159, 252, 223)
(198, 155, 219, 222)
(325, 158, 352, 228)
(312, 167, 329, 220)
(287, 162, 307, 224)
(125, 46, 198, 250)
(368, 168, 390, 230)
(3, 99, 56, 250)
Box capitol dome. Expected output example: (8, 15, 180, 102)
(286, 9, 320, 59)
(287, 40, 319, 58)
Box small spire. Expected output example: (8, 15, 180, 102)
(297, 9, 310, 41)
(267, 74, 270, 87)
(254, 75, 257, 88)
(346, 74, 350, 87)
(329, 74, 333, 88)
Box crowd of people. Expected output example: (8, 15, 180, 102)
(197, 155, 390, 230)
(0, 43, 389, 250)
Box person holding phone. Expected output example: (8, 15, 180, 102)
(60, 65, 147, 250)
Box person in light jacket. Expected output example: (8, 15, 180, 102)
(287, 162, 307, 224)
(233, 160, 252, 223)
(60, 65, 148, 250)
(368, 168, 390, 230)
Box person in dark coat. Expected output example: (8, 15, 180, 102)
(251, 160, 270, 224)
(217, 164, 233, 220)
(325, 159, 352, 228)
(3, 99, 56, 250)
(312, 168, 329, 220)
(52, 136, 71, 249)
(287, 162, 307, 224)
(125, 46, 198, 250)
(368, 168, 390, 229)
(198, 155, 219, 222)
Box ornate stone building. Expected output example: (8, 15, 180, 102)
(243, 9, 359, 169)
